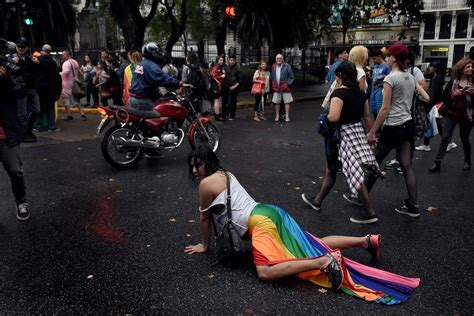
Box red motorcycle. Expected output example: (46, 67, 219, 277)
(96, 91, 221, 169)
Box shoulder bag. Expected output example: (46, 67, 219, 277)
(211, 172, 246, 265)
(70, 61, 86, 100)
(410, 69, 427, 138)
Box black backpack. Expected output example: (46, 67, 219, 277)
(188, 66, 206, 98)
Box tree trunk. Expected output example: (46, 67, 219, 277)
(215, 19, 229, 57)
(110, 0, 159, 51)
(163, 0, 188, 54)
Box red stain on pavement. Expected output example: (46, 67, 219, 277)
(87, 198, 125, 243)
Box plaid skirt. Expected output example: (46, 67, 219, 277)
(339, 122, 382, 195)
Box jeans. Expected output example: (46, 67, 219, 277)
(0, 142, 26, 204)
(17, 88, 40, 134)
(129, 96, 155, 111)
(222, 87, 239, 118)
(435, 116, 472, 164)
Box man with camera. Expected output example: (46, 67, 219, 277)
(0, 38, 30, 221)
(10, 38, 41, 142)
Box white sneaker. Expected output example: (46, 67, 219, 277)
(415, 144, 431, 152)
(446, 142, 457, 152)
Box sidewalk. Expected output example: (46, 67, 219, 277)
(60, 83, 329, 113)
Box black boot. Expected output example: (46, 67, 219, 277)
(428, 160, 441, 173)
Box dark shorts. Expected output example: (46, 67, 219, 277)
(378, 120, 415, 151)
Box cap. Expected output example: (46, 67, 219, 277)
(388, 42, 409, 70)
(16, 38, 28, 46)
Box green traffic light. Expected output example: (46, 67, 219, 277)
(24, 18, 33, 26)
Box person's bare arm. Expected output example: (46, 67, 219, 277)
(327, 97, 343, 123)
(368, 82, 392, 144)
(362, 100, 373, 131)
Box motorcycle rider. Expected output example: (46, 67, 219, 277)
(129, 42, 192, 111)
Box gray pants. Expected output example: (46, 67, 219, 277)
(0, 142, 26, 204)
(435, 116, 472, 164)
(17, 88, 40, 133)
(129, 96, 154, 111)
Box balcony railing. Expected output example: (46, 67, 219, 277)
(423, 0, 470, 10)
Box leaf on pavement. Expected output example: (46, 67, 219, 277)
(188, 219, 196, 223)
(169, 218, 177, 223)
(294, 187, 301, 190)
(108, 178, 115, 182)
(186, 234, 191, 237)
(318, 288, 327, 293)
(425, 207, 439, 212)
(87, 274, 94, 279)
(208, 273, 216, 279)
(243, 308, 254, 314)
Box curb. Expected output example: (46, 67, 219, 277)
(58, 95, 326, 113)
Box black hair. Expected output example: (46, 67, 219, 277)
(335, 61, 360, 92)
(370, 49, 382, 58)
(162, 52, 172, 65)
(119, 52, 128, 60)
(188, 145, 223, 181)
(228, 54, 236, 60)
(186, 51, 199, 67)
(335, 47, 348, 57)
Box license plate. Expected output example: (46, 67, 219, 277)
(96, 118, 108, 134)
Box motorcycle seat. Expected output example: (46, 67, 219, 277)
(111, 105, 161, 119)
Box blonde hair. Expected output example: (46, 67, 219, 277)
(349, 45, 369, 68)
(129, 51, 143, 65)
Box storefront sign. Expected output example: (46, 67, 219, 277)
(352, 39, 386, 45)
(369, 8, 390, 24)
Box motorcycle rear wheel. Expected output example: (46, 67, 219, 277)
(191, 122, 221, 153)
(101, 125, 143, 169)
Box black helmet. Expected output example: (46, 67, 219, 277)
(142, 42, 163, 62)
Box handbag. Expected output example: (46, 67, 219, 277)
(410, 69, 427, 138)
(251, 71, 265, 95)
(211, 172, 246, 265)
(70, 61, 85, 100)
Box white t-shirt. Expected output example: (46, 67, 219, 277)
(276, 64, 282, 84)
(357, 67, 368, 92)
(383, 71, 416, 126)
(408, 67, 425, 83)
(200, 174, 257, 236)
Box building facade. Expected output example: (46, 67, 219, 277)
(419, 0, 473, 69)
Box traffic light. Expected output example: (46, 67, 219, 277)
(23, 18, 33, 26)
(225, 6, 236, 18)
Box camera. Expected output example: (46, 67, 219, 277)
(0, 38, 20, 73)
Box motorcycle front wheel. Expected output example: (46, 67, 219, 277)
(101, 125, 143, 169)
(191, 122, 221, 153)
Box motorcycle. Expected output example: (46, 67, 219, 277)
(96, 90, 221, 169)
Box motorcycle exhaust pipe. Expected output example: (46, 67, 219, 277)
(111, 137, 159, 149)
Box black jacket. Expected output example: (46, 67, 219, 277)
(0, 75, 23, 147)
(224, 64, 240, 88)
(37, 55, 62, 95)
(13, 53, 42, 90)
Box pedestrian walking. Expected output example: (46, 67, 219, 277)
(60, 50, 87, 121)
(364, 43, 430, 218)
(252, 60, 270, 121)
(80, 54, 99, 108)
(36, 44, 62, 131)
(210, 55, 225, 121)
(349, 45, 369, 92)
(271, 54, 294, 122)
(185, 145, 420, 304)
(221, 54, 240, 120)
(302, 61, 381, 224)
(369, 49, 391, 119)
(0, 39, 30, 220)
(12, 38, 41, 142)
(327, 47, 349, 87)
(428, 57, 473, 172)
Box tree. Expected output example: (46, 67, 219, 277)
(109, 0, 159, 50)
(159, 0, 188, 54)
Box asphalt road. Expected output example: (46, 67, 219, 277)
(0, 101, 473, 314)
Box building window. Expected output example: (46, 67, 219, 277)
(439, 14, 452, 39)
(453, 45, 465, 66)
(455, 13, 468, 38)
(423, 14, 436, 39)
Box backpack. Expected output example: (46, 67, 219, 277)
(207, 74, 221, 99)
(188, 66, 206, 98)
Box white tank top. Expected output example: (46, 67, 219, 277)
(200, 173, 258, 236)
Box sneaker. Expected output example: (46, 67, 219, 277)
(81, 115, 87, 121)
(49, 127, 61, 132)
(415, 144, 431, 152)
(446, 142, 457, 152)
(16, 202, 30, 221)
(301, 194, 321, 211)
(63, 115, 73, 121)
(385, 159, 400, 169)
(228, 117, 234, 121)
(349, 214, 378, 224)
(320, 250, 344, 291)
(395, 167, 404, 175)
(366, 234, 381, 262)
(342, 193, 362, 207)
(23, 135, 37, 143)
(395, 200, 420, 218)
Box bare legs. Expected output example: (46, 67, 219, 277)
(213, 98, 222, 117)
(256, 235, 369, 281)
(285, 103, 291, 121)
(274, 103, 291, 121)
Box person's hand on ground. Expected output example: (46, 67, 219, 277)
(184, 243, 207, 255)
